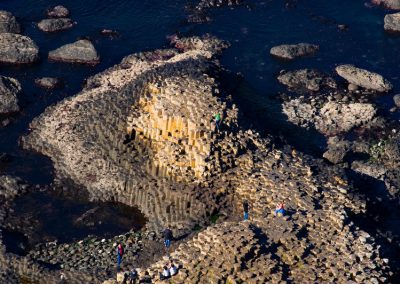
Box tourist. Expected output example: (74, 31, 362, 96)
(130, 268, 138, 284)
(213, 113, 221, 132)
(169, 262, 178, 276)
(139, 271, 152, 283)
(59, 272, 67, 284)
(122, 272, 129, 284)
(163, 227, 173, 250)
(274, 202, 286, 216)
(117, 242, 124, 271)
(159, 266, 170, 280)
(243, 200, 249, 221)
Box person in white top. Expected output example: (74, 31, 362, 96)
(169, 263, 178, 276)
(160, 265, 170, 280)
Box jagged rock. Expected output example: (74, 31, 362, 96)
(372, 0, 400, 9)
(34, 77, 63, 89)
(393, 94, 400, 107)
(270, 43, 319, 60)
(0, 76, 20, 114)
(335, 64, 393, 92)
(385, 12, 400, 32)
(0, 33, 39, 64)
(48, 40, 99, 64)
(323, 137, 351, 164)
(277, 69, 337, 92)
(47, 5, 70, 18)
(0, 11, 20, 33)
(37, 18, 75, 32)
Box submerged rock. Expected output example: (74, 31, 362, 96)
(336, 64, 393, 92)
(37, 18, 75, 32)
(277, 69, 337, 92)
(48, 40, 99, 64)
(0, 75, 20, 114)
(34, 77, 63, 90)
(384, 12, 400, 32)
(47, 5, 70, 18)
(270, 43, 319, 60)
(0, 33, 39, 64)
(0, 10, 21, 34)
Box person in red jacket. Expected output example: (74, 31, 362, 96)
(117, 242, 124, 271)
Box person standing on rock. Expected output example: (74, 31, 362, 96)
(116, 242, 124, 271)
(163, 227, 173, 251)
(243, 200, 249, 221)
(274, 202, 286, 216)
(213, 113, 221, 132)
(129, 267, 138, 284)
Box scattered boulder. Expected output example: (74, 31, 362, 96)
(277, 69, 337, 92)
(34, 77, 63, 90)
(323, 137, 351, 164)
(335, 64, 393, 92)
(393, 94, 400, 107)
(0, 76, 21, 114)
(37, 18, 75, 33)
(0, 33, 39, 64)
(384, 12, 400, 32)
(47, 5, 70, 18)
(100, 29, 119, 37)
(0, 10, 20, 34)
(270, 43, 319, 60)
(48, 40, 100, 65)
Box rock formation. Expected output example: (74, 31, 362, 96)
(372, 0, 400, 9)
(336, 64, 393, 92)
(0, 75, 20, 115)
(277, 69, 337, 92)
(384, 12, 400, 32)
(34, 77, 63, 89)
(0, 11, 20, 34)
(48, 40, 99, 65)
(47, 5, 70, 18)
(37, 18, 75, 33)
(270, 43, 319, 60)
(0, 33, 39, 64)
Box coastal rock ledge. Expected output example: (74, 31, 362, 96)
(21, 36, 392, 283)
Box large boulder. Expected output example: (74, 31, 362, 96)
(335, 64, 393, 92)
(270, 43, 319, 60)
(47, 5, 70, 18)
(384, 12, 400, 32)
(0, 10, 20, 33)
(0, 75, 20, 114)
(37, 18, 75, 32)
(0, 33, 39, 64)
(48, 40, 100, 64)
(277, 69, 337, 92)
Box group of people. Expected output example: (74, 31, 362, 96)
(243, 200, 287, 221)
(159, 262, 178, 280)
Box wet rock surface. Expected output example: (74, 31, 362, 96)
(336, 64, 393, 92)
(0, 11, 20, 34)
(0, 33, 39, 64)
(37, 18, 75, 33)
(48, 39, 99, 65)
(277, 69, 337, 92)
(34, 77, 63, 90)
(270, 43, 319, 60)
(0, 76, 20, 115)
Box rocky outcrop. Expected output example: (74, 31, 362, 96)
(48, 40, 99, 64)
(0, 33, 39, 64)
(283, 97, 376, 136)
(37, 18, 75, 32)
(0, 76, 20, 114)
(270, 43, 319, 60)
(384, 12, 400, 32)
(323, 136, 351, 164)
(47, 5, 70, 18)
(372, 0, 400, 9)
(0, 11, 20, 34)
(336, 64, 393, 92)
(277, 69, 337, 92)
(34, 77, 63, 89)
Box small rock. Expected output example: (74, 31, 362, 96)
(0, 75, 21, 114)
(270, 43, 319, 60)
(48, 40, 100, 65)
(0, 10, 21, 33)
(393, 94, 400, 107)
(34, 77, 63, 90)
(38, 18, 75, 33)
(47, 5, 70, 18)
(348, 83, 359, 92)
(336, 64, 392, 92)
